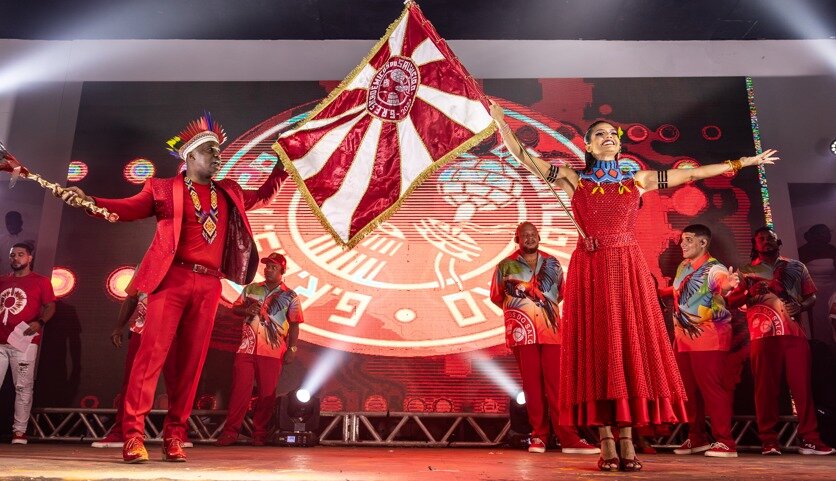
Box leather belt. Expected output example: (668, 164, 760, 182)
(174, 261, 224, 278)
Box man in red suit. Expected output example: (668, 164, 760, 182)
(64, 113, 287, 463)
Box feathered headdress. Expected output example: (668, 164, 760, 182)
(165, 112, 227, 160)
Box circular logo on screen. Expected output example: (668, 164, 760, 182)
(216, 98, 585, 356)
(367, 57, 419, 121)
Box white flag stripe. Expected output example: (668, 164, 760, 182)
(287, 104, 366, 135)
(295, 111, 367, 180)
(416, 85, 493, 133)
(397, 117, 434, 195)
(321, 117, 384, 242)
(346, 64, 377, 91)
(410, 38, 445, 66)
(387, 14, 409, 57)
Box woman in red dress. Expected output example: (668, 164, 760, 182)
(490, 102, 777, 471)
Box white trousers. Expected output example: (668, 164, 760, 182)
(0, 343, 38, 434)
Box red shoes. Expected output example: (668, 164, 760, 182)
(527, 437, 546, 453)
(122, 437, 149, 463)
(798, 439, 835, 455)
(618, 438, 642, 472)
(215, 432, 237, 447)
(597, 436, 619, 472)
(673, 438, 712, 455)
(705, 442, 738, 458)
(561, 438, 601, 454)
(162, 438, 187, 462)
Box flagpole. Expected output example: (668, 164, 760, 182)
(496, 125, 593, 247)
(408, 0, 591, 248)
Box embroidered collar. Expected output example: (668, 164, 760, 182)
(578, 160, 635, 183)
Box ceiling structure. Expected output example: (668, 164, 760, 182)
(1, 0, 834, 41)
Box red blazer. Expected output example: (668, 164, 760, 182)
(93, 169, 287, 294)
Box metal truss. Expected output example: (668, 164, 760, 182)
(29, 408, 250, 443)
(29, 408, 802, 451)
(317, 412, 511, 447)
(648, 415, 804, 453)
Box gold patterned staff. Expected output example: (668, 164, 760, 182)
(0, 140, 119, 222)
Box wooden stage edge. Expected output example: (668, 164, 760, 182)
(1, 443, 834, 481)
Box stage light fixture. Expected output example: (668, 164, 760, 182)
(296, 389, 312, 403)
(830, 138, 836, 156)
(508, 393, 532, 449)
(106, 265, 136, 301)
(123, 158, 155, 184)
(275, 389, 321, 447)
(50, 267, 77, 298)
(67, 161, 89, 182)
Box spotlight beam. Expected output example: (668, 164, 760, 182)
(299, 347, 347, 395)
(467, 351, 521, 398)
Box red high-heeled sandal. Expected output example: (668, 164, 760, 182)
(597, 436, 619, 472)
(618, 438, 643, 472)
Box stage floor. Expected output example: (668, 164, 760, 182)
(1, 444, 834, 480)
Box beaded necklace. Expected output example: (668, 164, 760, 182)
(184, 176, 218, 244)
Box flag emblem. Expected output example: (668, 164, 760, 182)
(273, 2, 495, 248)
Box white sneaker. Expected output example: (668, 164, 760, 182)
(528, 437, 546, 453)
(561, 438, 601, 454)
(673, 439, 711, 455)
(704, 442, 738, 458)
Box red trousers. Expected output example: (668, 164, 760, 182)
(221, 353, 283, 439)
(675, 350, 736, 447)
(514, 344, 582, 444)
(122, 265, 222, 440)
(109, 333, 179, 437)
(750, 336, 822, 445)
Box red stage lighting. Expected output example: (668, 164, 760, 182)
(51, 267, 77, 298)
(626, 124, 649, 143)
(364, 395, 388, 412)
(701, 125, 722, 141)
(672, 185, 708, 216)
(123, 158, 155, 184)
(433, 398, 454, 413)
(482, 398, 502, 414)
(106, 265, 136, 301)
(656, 124, 680, 142)
(673, 157, 700, 170)
(321, 395, 344, 412)
(66, 161, 88, 182)
(404, 397, 426, 412)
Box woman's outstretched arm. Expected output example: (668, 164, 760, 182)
(634, 149, 779, 192)
(489, 101, 578, 188)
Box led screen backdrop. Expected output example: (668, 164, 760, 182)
(40, 78, 763, 413)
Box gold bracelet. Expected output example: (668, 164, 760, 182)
(725, 159, 743, 173)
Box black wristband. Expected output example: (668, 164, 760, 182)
(546, 164, 559, 184)
(35, 319, 45, 326)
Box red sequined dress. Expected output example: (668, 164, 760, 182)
(558, 160, 687, 427)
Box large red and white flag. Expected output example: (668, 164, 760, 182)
(273, 1, 495, 248)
